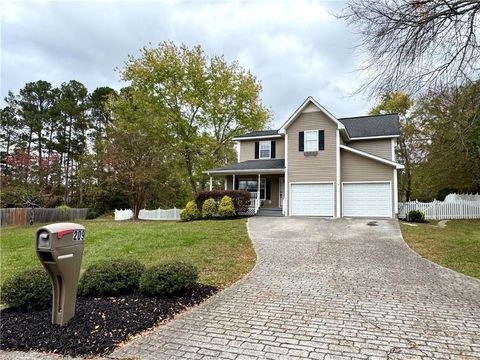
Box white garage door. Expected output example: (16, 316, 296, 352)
(291, 183, 334, 216)
(343, 182, 391, 217)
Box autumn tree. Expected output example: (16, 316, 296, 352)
(369, 92, 422, 201)
(120, 42, 270, 194)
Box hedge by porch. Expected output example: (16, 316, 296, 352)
(195, 190, 250, 213)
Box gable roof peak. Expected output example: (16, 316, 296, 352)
(278, 96, 345, 134)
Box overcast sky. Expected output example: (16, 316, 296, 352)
(2, 0, 375, 128)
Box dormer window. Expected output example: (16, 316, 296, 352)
(259, 141, 271, 159)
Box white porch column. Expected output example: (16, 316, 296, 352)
(209, 176, 213, 191)
(233, 174, 236, 189)
(224, 177, 227, 190)
(257, 173, 261, 206)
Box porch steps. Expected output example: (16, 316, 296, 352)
(256, 208, 284, 217)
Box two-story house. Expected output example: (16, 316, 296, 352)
(205, 97, 404, 218)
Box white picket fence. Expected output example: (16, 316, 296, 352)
(115, 208, 181, 221)
(399, 199, 480, 220)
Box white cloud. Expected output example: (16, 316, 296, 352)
(1, 0, 375, 127)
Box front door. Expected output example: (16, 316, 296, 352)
(279, 177, 285, 209)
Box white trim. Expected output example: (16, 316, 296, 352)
(224, 177, 227, 190)
(258, 140, 272, 159)
(341, 181, 393, 218)
(340, 145, 404, 169)
(335, 129, 341, 218)
(349, 135, 400, 140)
(236, 141, 241, 162)
(209, 176, 213, 191)
(278, 96, 345, 134)
(284, 134, 289, 216)
(289, 181, 335, 217)
(393, 169, 398, 214)
(391, 138, 396, 161)
(232, 174, 235, 189)
(57, 254, 74, 260)
(207, 168, 285, 175)
(232, 134, 282, 141)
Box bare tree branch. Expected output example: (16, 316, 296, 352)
(340, 0, 480, 96)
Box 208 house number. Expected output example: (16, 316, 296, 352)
(73, 230, 85, 241)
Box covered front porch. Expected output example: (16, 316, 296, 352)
(205, 159, 285, 216)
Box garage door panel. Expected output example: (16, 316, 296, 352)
(291, 183, 334, 216)
(343, 182, 391, 217)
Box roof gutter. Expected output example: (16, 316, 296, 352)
(204, 168, 286, 175)
(232, 134, 283, 141)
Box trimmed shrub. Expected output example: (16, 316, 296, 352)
(408, 210, 425, 223)
(78, 258, 145, 296)
(1, 268, 51, 311)
(218, 195, 236, 218)
(202, 198, 217, 219)
(195, 190, 250, 213)
(140, 261, 198, 296)
(180, 201, 201, 222)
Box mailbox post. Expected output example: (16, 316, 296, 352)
(36, 222, 85, 326)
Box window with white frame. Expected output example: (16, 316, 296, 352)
(259, 141, 271, 159)
(304, 130, 318, 152)
(238, 178, 266, 200)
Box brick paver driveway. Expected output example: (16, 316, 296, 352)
(113, 217, 480, 360)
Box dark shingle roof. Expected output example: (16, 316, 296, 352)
(233, 130, 279, 139)
(338, 114, 400, 138)
(208, 159, 285, 173)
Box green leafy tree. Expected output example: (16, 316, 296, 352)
(120, 42, 270, 194)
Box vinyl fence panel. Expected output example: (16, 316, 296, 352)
(114, 208, 181, 221)
(399, 199, 480, 220)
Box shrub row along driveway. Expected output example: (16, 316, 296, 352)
(114, 217, 480, 360)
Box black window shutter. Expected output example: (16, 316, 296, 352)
(254, 142, 259, 159)
(266, 178, 271, 200)
(299, 132, 304, 152)
(271, 141, 276, 159)
(318, 130, 325, 151)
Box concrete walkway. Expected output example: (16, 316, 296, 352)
(112, 218, 480, 359)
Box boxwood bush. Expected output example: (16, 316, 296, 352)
(218, 195, 236, 218)
(78, 258, 145, 296)
(195, 190, 250, 213)
(180, 201, 200, 222)
(1, 268, 51, 311)
(202, 198, 217, 219)
(140, 261, 198, 296)
(408, 210, 425, 223)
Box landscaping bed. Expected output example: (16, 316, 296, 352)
(0, 284, 218, 356)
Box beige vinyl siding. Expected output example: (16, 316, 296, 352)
(238, 138, 284, 162)
(349, 139, 392, 160)
(286, 111, 338, 216)
(340, 149, 394, 217)
(286, 111, 337, 182)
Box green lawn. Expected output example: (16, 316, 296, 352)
(1, 219, 256, 288)
(400, 219, 480, 279)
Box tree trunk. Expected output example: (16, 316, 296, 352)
(64, 116, 73, 204)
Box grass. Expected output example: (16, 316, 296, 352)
(400, 219, 480, 279)
(0, 219, 256, 288)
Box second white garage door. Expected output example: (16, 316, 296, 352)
(291, 183, 334, 216)
(343, 182, 392, 217)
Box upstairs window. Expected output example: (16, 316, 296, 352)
(259, 141, 271, 159)
(304, 130, 318, 152)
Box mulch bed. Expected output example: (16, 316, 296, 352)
(0, 284, 218, 356)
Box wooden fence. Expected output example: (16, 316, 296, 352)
(115, 208, 181, 221)
(0, 208, 89, 227)
(399, 200, 480, 220)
